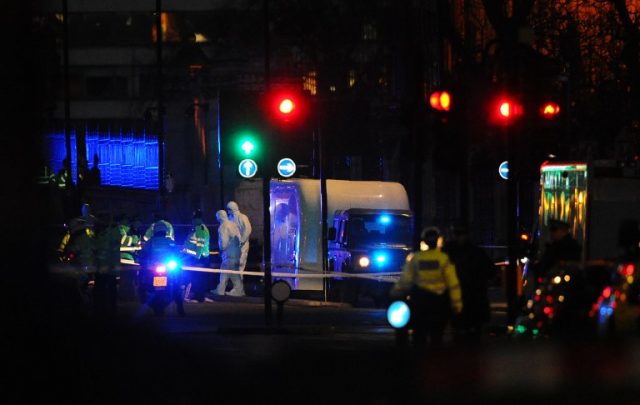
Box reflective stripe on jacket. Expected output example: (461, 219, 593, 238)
(185, 224, 210, 259)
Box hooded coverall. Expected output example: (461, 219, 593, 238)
(227, 201, 252, 274)
(215, 210, 244, 296)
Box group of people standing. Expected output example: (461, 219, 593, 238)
(56, 200, 253, 307)
(392, 217, 588, 349)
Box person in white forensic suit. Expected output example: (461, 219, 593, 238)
(213, 210, 245, 297)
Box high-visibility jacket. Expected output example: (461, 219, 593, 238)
(58, 226, 95, 256)
(118, 224, 140, 261)
(184, 224, 210, 259)
(56, 170, 69, 189)
(139, 235, 178, 268)
(66, 228, 96, 266)
(143, 220, 174, 241)
(392, 248, 463, 314)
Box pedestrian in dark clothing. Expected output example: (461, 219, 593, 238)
(535, 219, 582, 279)
(93, 214, 120, 318)
(443, 224, 495, 343)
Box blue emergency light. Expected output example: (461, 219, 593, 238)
(166, 259, 179, 271)
(379, 214, 391, 224)
(387, 301, 411, 329)
(374, 252, 388, 265)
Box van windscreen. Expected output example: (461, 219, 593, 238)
(347, 214, 412, 247)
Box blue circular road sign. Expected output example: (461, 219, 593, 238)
(498, 161, 509, 180)
(238, 159, 258, 178)
(277, 158, 296, 178)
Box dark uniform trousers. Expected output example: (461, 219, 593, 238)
(410, 288, 452, 348)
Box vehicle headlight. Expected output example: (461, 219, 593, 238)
(358, 256, 370, 268)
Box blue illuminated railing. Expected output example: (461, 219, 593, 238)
(47, 127, 159, 190)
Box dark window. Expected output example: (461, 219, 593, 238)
(69, 13, 153, 46)
(86, 76, 128, 98)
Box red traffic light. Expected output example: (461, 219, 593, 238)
(279, 98, 295, 115)
(540, 102, 560, 119)
(429, 91, 451, 111)
(491, 96, 522, 124)
(265, 89, 307, 125)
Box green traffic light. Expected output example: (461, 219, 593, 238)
(241, 140, 254, 155)
(233, 131, 260, 159)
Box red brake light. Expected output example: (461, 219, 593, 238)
(155, 265, 167, 274)
(621, 263, 635, 277)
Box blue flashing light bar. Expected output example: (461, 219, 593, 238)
(379, 214, 391, 224)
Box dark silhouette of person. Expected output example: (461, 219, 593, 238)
(535, 219, 582, 279)
(88, 153, 101, 187)
(618, 219, 640, 262)
(443, 224, 495, 343)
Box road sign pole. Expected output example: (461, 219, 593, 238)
(263, 169, 272, 326)
(505, 128, 519, 327)
(319, 127, 328, 303)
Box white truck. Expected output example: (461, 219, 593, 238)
(269, 178, 413, 304)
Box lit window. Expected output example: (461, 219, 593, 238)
(194, 33, 208, 43)
(303, 71, 317, 96)
(349, 70, 356, 88)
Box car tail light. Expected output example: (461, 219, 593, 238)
(155, 265, 167, 274)
(621, 263, 635, 277)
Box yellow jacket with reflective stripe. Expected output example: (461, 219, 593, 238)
(393, 248, 463, 313)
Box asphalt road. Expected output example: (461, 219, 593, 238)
(12, 273, 640, 404)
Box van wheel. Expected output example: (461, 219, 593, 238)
(327, 278, 344, 302)
(344, 281, 360, 307)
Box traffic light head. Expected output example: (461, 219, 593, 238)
(278, 98, 295, 115)
(540, 102, 560, 119)
(490, 95, 523, 125)
(266, 89, 308, 125)
(234, 132, 260, 159)
(429, 91, 451, 112)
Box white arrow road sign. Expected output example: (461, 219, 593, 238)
(277, 158, 296, 177)
(239, 159, 258, 178)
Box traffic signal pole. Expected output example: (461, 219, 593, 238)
(505, 126, 519, 327)
(155, 0, 165, 197)
(263, 0, 272, 326)
(318, 127, 328, 302)
(62, 0, 72, 186)
(262, 171, 272, 326)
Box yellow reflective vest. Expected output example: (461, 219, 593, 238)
(393, 248, 463, 313)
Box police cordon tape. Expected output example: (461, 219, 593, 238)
(118, 258, 401, 283)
